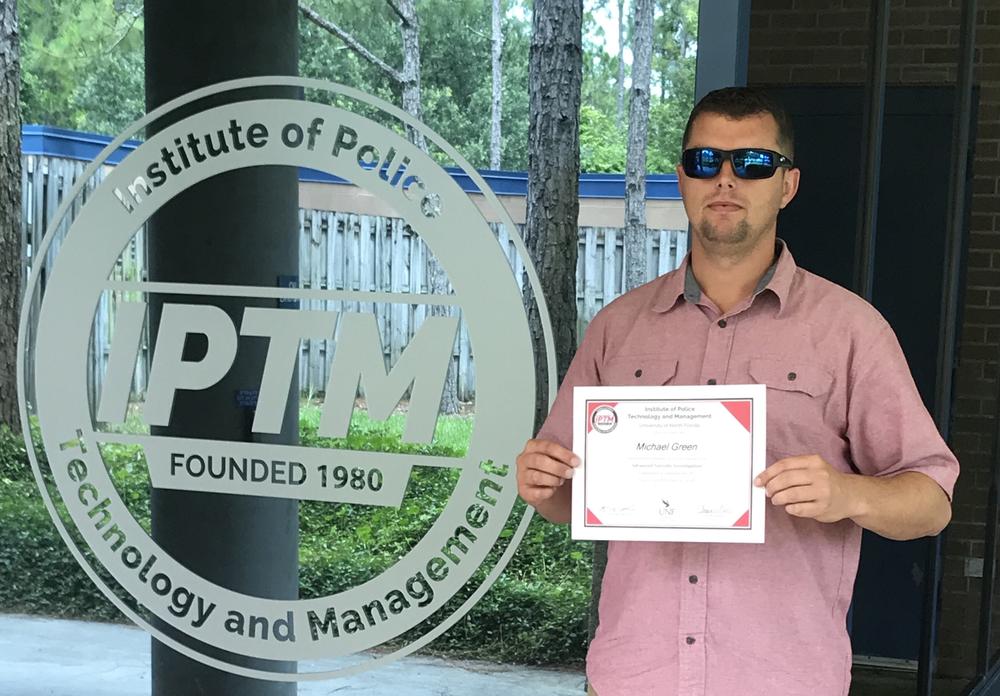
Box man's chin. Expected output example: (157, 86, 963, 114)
(699, 224, 748, 246)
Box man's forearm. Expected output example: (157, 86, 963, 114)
(845, 471, 951, 540)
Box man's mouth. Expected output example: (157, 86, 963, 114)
(707, 202, 743, 212)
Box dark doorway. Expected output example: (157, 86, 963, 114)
(764, 85, 975, 672)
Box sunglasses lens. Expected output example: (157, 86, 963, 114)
(683, 148, 722, 178)
(732, 149, 777, 179)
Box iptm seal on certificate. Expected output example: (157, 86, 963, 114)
(589, 403, 619, 434)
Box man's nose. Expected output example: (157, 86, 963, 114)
(715, 159, 737, 189)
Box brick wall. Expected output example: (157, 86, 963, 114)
(748, 0, 1000, 680)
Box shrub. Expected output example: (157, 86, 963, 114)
(0, 425, 34, 482)
(0, 411, 592, 665)
(0, 481, 122, 621)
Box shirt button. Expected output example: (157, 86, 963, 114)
(707, 378, 717, 385)
(788, 371, 797, 381)
(686, 636, 696, 645)
(717, 319, 727, 328)
(689, 575, 698, 584)
(635, 369, 643, 378)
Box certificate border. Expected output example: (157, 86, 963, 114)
(570, 384, 767, 544)
(583, 397, 756, 532)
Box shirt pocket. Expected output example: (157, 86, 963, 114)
(600, 356, 678, 386)
(747, 357, 833, 460)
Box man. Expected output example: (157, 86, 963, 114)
(515, 87, 958, 696)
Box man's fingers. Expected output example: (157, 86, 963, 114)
(785, 502, 822, 518)
(516, 439, 584, 506)
(523, 485, 558, 505)
(527, 469, 567, 488)
(770, 484, 817, 507)
(754, 455, 821, 487)
(518, 439, 580, 480)
(520, 452, 575, 480)
(525, 438, 581, 468)
(764, 470, 816, 498)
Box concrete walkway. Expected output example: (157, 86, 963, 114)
(0, 614, 586, 696)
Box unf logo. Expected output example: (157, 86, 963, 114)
(18, 78, 556, 680)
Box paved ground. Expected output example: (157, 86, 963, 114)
(2, 613, 975, 696)
(0, 614, 587, 696)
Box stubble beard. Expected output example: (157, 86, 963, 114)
(696, 216, 764, 261)
(700, 217, 750, 244)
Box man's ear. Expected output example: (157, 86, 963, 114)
(779, 167, 800, 209)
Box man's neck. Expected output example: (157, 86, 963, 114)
(689, 233, 778, 315)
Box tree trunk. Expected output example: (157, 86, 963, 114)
(524, 0, 581, 429)
(0, 0, 21, 433)
(398, 0, 428, 152)
(588, 539, 608, 644)
(660, 44, 667, 104)
(489, 0, 503, 170)
(396, 0, 459, 413)
(300, 0, 459, 412)
(591, 0, 654, 650)
(624, 0, 654, 292)
(615, 0, 625, 130)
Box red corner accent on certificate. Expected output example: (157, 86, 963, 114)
(732, 510, 750, 528)
(586, 508, 605, 525)
(721, 400, 752, 432)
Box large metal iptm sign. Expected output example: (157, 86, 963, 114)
(17, 77, 555, 681)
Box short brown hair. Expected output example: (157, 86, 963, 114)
(682, 87, 795, 160)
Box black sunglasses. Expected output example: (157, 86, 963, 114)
(681, 147, 794, 180)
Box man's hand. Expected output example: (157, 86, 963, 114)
(516, 439, 580, 523)
(754, 455, 856, 523)
(755, 454, 952, 539)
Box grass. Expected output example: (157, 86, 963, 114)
(299, 399, 473, 456)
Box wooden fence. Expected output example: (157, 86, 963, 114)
(20, 154, 688, 406)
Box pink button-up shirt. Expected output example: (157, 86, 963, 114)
(538, 243, 959, 696)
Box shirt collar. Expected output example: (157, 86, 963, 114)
(651, 239, 796, 315)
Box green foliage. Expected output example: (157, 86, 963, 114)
(580, 0, 697, 173)
(0, 407, 594, 665)
(648, 0, 698, 171)
(68, 48, 145, 136)
(0, 480, 122, 620)
(582, 4, 624, 122)
(298, 0, 532, 171)
(580, 104, 625, 173)
(100, 442, 151, 531)
(647, 99, 686, 173)
(298, 403, 467, 590)
(20, 0, 144, 133)
(428, 572, 590, 664)
(0, 422, 44, 483)
(19, 0, 693, 173)
(0, 424, 30, 481)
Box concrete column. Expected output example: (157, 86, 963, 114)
(694, 0, 751, 100)
(145, 2, 299, 693)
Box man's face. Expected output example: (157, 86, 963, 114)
(676, 111, 800, 256)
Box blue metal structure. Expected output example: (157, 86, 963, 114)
(20, 124, 683, 201)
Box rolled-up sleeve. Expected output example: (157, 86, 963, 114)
(536, 309, 608, 450)
(846, 323, 959, 500)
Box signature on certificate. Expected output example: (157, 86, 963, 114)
(601, 504, 637, 514)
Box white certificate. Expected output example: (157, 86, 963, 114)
(571, 385, 767, 543)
